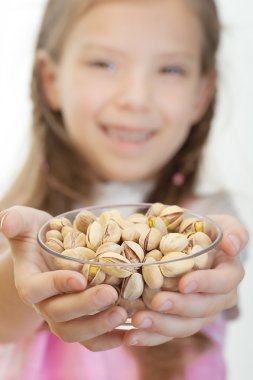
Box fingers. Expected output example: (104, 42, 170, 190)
(16, 270, 87, 304)
(81, 330, 125, 351)
(209, 214, 249, 256)
(48, 306, 127, 343)
(179, 254, 245, 294)
(151, 289, 238, 318)
(124, 329, 172, 347)
(37, 284, 118, 322)
(0, 206, 51, 240)
(130, 310, 213, 339)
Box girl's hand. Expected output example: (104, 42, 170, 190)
(123, 214, 248, 347)
(0, 206, 127, 351)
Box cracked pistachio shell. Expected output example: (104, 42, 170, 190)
(142, 286, 160, 309)
(98, 210, 126, 227)
(96, 242, 122, 256)
(121, 241, 144, 263)
(82, 263, 106, 285)
(86, 221, 103, 250)
(134, 223, 150, 235)
(160, 252, 194, 277)
(122, 273, 144, 300)
(160, 233, 189, 255)
(189, 232, 212, 248)
(191, 245, 209, 269)
(74, 210, 96, 233)
(145, 202, 167, 217)
(46, 238, 64, 253)
(121, 226, 141, 243)
(46, 229, 63, 241)
(63, 230, 86, 249)
(145, 249, 163, 262)
(179, 217, 199, 234)
(139, 228, 162, 252)
(98, 252, 134, 278)
(49, 217, 72, 231)
(142, 257, 164, 290)
(148, 216, 168, 235)
(160, 205, 184, 231)
(102, 220, 122, 244)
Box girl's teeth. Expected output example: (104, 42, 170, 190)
(106, 129, 152, 142)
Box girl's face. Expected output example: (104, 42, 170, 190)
(41, 0, 214, 182)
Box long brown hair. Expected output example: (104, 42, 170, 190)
(1, 0, 220, 378)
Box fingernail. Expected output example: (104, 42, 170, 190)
(137, 318, 152, 328)
(227, 234, 240, 254)
(66, 277, 86, 292)
(157, 300, 173, 312)
(0, 211, 9, 233)
(108, 311, 124, 326)
(95, 288, 116, 305)
(183, 281, 198, 294)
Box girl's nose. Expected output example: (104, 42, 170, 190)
(115, 71, 152, 112)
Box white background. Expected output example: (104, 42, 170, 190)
(0, 1, 252, 379)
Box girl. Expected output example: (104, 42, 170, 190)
(0, 0, 248, 379)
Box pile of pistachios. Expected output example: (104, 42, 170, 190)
(44, 203, 215, 314)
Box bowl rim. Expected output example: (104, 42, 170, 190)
(37, 203, 223, 267)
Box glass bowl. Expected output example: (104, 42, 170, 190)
(37, 203, 222, 329)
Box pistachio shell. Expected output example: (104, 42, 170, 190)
(139, 228, 162, 252)
(142, 257, 164, 289)
(148, 216, 168, 235)
(121, 226, 140, 242)
(160, 252, 194, 277)
(188, 232, 212, 248)
(63, 230, 86, 249)
(191, 245, 209, 269)
(96, 242, 122, 256)
(121, 241, 144, 263)
(145, 202, 166, 217)
(49, 217, 72, 231)
(53, 248, 86, 271)
(160, 233, 189, 255)
(75, 210, 96, 233)
(160, 205, 184, 230)
(145, 249, 163, 261)
(122, 273, 144, 300)
(86, 221, 103, 250)
(61, 226, 75, 239)
(46, 229, 63, 241)
(82, 264, 106, 285)
(98, 252, 134, 278)
(45, 238, 64, 253)
(127, 213, 148, 224)
(102, 220, 122, 244)
(179, 217, 198, 234)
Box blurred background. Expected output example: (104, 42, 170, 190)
(0, 1, 252, 378)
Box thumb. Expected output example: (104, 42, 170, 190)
(0, 206, 51, 240)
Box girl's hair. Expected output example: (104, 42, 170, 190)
(1, 0, 220, 378)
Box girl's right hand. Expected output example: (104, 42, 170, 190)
(0, 206, 127, 351)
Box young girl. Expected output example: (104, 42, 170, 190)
(0, 0, 248, 379)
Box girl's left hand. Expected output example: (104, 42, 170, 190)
(123, 215, 248, 347)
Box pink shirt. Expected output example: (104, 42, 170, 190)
(0, 320, 226, 380)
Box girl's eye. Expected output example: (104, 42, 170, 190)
(87, 60, 116, 71)
(159, 66, 184, 75)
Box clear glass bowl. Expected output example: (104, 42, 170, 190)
(37, 203, 222, 329)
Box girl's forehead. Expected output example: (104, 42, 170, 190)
(67, 0, 203, 52)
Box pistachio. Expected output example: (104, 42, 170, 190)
(188, 231, 212, 248)
(121, 241, 144, 263)
(46, 229, 63, 241)
(160, 205, 184, 231)
(102, 220, 122, 244)
(160, 233, 189, 255)
(127, 213, 148, 224)
(53, 248, 87, 271)
(96, 242, 122, 256)
(86, 221, 103, 250)
(46, 238, 64, 253)
(139, 228, 162, 252)
(148, 216, 168, 235)
(160, 252, 194, 277)
(75, 210, 96, 233)
(82, 263, 106, 285)
(63, 230, 86, 250)
(142, 257, 164, 289)
(190, 245, 209, 269)
(145, 202, 166, 217)
(122, 273, 144, 300)
(145, 249, 163, 262)
(98, 252, 134, 278)
(61, 226, 75, 239)
(49, 217, 72, 231)
(121, 226, 140, 243)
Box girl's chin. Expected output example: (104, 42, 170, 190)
(94, 166, 157, 183)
